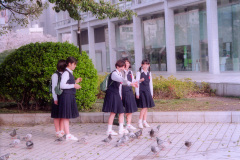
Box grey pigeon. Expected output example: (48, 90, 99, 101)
(22, 134, 32, 141)
(151, 146, 160, 155)
(156, 125, 161, 132)
(115, 134, 127, 147)
(102, 134, 112, 144)
(0, 153, 10, 160)
(9, 129, 16, 138)
(127, 129, 136, 140)
(54, 135, 66, 142)
(77, 132, 89, 144)
(9, 138, 20, 148)
(156, 137, 171, 149)
(156, 137, 164, 146)
(185, 141, 192, 149)
(149, 129, 155, 139)
(134, 129, 143, 139)
(26, 141, 34, 149)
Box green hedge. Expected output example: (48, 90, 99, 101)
(0, 42, 98, 110)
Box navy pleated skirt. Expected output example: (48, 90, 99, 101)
(136, 90, 155, 108)
(51, 100, 60, 118)
(58, 93, 79, 119)
(102, 90, 124, 114)
(122, 90, 138, 113)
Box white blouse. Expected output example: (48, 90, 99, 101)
(60, 68, 75, 90)
(111, 69, 131, 97)
(51, 71, 63, 101)
(135, 69, 153, 96)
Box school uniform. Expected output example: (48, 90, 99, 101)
(102, 70, 131, 114)
(51, 71, 62, 118)
(135, 69, 155, 108)
(122, 70, 138, 113)
(58, 68, 79, 119)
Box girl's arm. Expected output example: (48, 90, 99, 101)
(119, 84, 122, 98)
(135, 71, 140, 96)
(149, 72, 153, 97)
(111, 71, 131, 86)
(51, 73, 58, 101)
(60, 72, 75, 89)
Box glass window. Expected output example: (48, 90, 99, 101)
(174, 3, 208, 72)
(115, 21, 135, 70)
(142, 14, 167, 71)
(218, 0, 240, 71)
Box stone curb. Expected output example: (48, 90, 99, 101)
(0, 111, 240, 125)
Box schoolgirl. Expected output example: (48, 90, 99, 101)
(102, 59, 138, 136)
(136, 59, 155, 129)
(122, 58, 143, 130)
(59, 57, 82, 141)
(51, 59, 66, 138)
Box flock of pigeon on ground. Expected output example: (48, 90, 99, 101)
(0, 125, 192, 160)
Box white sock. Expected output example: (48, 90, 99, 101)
(127, 124, 131, 126)
(139, 119, 143, 124)
(107, 125, 112, 131)
(119, 123, 124, 131)
(143, 120, 147, 123)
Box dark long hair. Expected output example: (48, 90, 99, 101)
(66, 57, 78, 66)
(139, 59, 151, 72)
(57, 59, 67, 72)
(122, 57, 131, 68)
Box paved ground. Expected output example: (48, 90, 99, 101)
(0, 123, 240, 160)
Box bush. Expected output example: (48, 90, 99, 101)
(0, 49, 15, 64)
(0, 42, 98, 110)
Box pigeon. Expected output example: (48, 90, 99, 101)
(156, 125, 161, 132)
(22, 133, 32, 141)
(77, 132, 89, 144)
(102, 134, 112, 145)
(185, 141, 192, 149)
(9, 137, 20, 148)
(0, 153, 10, 160)
(54, 135, 66, 142)
(9, 129, 16, 138)
(156, 137, 172, 149)
(134, 129, 143, 139)
(149, 129, 155, 139)
(115, 134, 127, 147)
(26, 141, 34, 149)
(151, 146, 160, 156)
(156, 137, 164, 146)
(127, 129, 136, 140)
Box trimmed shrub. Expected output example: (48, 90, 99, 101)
(0, 42, 98, 110)
(0, 49, 15, 64)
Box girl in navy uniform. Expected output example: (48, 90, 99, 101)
(51, 59, 66, 138)
(102, 60, 138, 136)
(136, 59, 155, 129)
(59, 57, 82, 141)
(122, 58, 143, 130)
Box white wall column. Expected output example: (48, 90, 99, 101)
(57, 32, 62, 42)
(71, 26, 78, 46)
(133, 16, 143, 72)
(88, 23, 96, 67)
(108, 20, 117, 71)
(164, 0, 176, 74)
(207, 0, 220, 74)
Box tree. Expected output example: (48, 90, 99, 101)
(0, 0, 48, 35)
(49, 0, 136, 53)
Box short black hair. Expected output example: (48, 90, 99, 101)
(122, 57, 131, 68)
(115, 59, 125, 68)
(66, 57, 78, 66)
(57, 59, 67, 72)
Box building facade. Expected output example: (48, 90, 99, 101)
(54, 0, 240, 73)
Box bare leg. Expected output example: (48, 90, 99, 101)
(54, 118, 60, 132)
(62, 118, 70, 135)
(143, 108, 148, 121)
(139, 108, 145, 120)
(108, 112, 116, 125)
(126, 113, 132, 125)
(119, 113, 124, 124)
(59, 118, 64, 132)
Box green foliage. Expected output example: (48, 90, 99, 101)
(97, 74, 107, 99)
(0, 49, 15, 64)
(0, 42, 98, 110)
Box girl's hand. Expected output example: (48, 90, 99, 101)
(74, 84, 81, 89)
(54, 101, 58, 105)
(75, 77, 82, 83)
(130, 82, 138, 88)
(121, 97, 122, 100)
(140, 78, 145, 82)
(136, 95, 139, 99)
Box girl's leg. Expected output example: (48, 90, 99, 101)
(54, 118, 60, 132)
(118, 113, 128, 134)
(62, 118, 70, 135)
(143, 108, 150, 127)
(126, 113, 131, 125)
(138, 108, 146, 128)
(59, 118, 65, 135)
(106, 112, 118, 135)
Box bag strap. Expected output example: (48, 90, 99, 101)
(55, 71, 62, 85)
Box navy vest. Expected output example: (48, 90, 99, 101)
(122, 70, 133, 92)
(140, 71, 150, 92)
(62, 69, 76, 95)
(107, 70, 120, 94)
